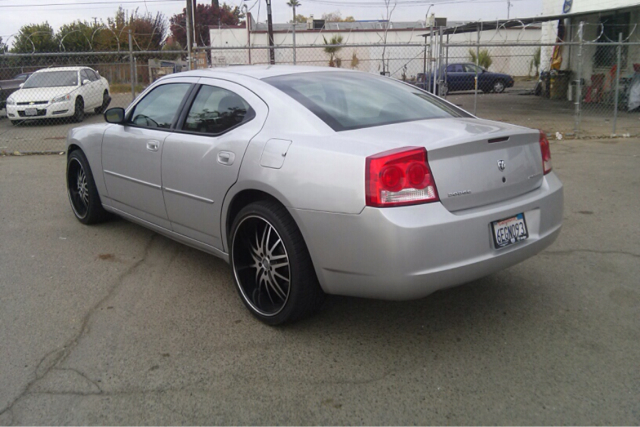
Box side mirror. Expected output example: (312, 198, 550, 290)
(19, 83, 24, 88)
(104, 107, 126, 124)
(82, 79, 90, 86)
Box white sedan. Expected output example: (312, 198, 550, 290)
(6, 67, 110, 124)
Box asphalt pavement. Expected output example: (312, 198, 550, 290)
(0, 138, 639, 424)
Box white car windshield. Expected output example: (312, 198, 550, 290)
(265, 71, 470, 131)
(23, 71, 78, 88)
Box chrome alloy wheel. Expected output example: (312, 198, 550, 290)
(67, 158, 89, 218)
(232, 215, 291, 316)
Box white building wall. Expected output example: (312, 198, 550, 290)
(209, 26, 541, 78)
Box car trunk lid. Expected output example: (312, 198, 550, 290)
(343, 117, 544, 212)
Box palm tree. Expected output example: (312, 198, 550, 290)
(323, 35, 343, 67)
(287, 0, 301, 64)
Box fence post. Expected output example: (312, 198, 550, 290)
(473, 23, 480, 115)
(444, 34, 449, 99)
(574, 21, 584, 136)
(613, 33, 622, 135)
(423, 34, 427, 90)
(128, 29, 135, 102)
(437, 27, 444, 96)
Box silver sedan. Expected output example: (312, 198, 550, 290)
(66, 66, 563, 325)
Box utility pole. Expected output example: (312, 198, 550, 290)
(507, 0, 511, 19)
(292, 2, 297, 65)
(192, 0, 198, 47)
(186, 0, 193, 70)
(266, 0, 275, 64)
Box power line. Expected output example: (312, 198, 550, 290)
(0, 0, 183, 8)
(304, 0, 528, 7)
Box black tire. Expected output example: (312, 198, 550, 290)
(10, 120, 18, 126)
(73, 97, 84, 122)
(230, 200, 325, 325)
(492, 79, 506, 93)
(66, 150, 108, 224)
(94, 90, 110, 114)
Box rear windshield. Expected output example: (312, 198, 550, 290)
(264, 71, 470, 131)
(23, 71, 78, 88)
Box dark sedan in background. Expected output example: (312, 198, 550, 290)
(417, 63, 514, 95)
(0, 72, 33, 109)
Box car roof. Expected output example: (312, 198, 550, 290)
(33, 67, 90, 73)
(174, 65, 355, 80)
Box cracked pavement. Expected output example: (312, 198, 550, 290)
(0, 138, 639, 424)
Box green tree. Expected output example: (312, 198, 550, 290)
(56, 21, 101, 51)
(321, 11, 356, 22)
(0, 36, 7, 53)
(11, 22, 57, 53)
(529, 47, 541, 77)
(93, 7, 167, 52)
(323, 35, 343, 67)
(161, 40, 184, 60)
(469, 49, 493, 69)
(169, 3, 242, 48)
(290, 14, 308, 23)
(287, 0, 301, 26)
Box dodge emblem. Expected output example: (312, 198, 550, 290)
(497, 160, 506, 172)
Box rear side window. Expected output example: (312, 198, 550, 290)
(183, 85, 255, 135)
(129, 83, 191, 129)
(265, 72, 470, 131)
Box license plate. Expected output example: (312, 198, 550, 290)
(25, 108, 37, 116)
(491, 213, 529, 248)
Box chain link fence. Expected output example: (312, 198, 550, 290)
(1, 39, 639, 154)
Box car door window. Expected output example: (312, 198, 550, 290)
(87, 70, 99, 81)
(446, 64, 463, 73)
(182, 85, 255, 135)
(128, 83, 191, 129)
(80, 70, 91, 83)
(464, 64, 481, 73)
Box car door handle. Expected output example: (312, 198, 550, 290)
(146, 141, 159, 152)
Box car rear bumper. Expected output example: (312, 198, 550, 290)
(290, 172, 563, 300)
(7, 100, 74, 120)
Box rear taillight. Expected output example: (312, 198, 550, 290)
(539, 131, 552, 175)
(366, 146, 439, 207)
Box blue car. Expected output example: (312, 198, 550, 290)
(416, 63, 514, 95)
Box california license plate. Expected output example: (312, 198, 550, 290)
(491, 213, 529, 248)
(25, 108, 37, 116)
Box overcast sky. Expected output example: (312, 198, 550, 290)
(0, 0, 543, 47)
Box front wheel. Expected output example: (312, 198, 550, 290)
(95, 90, 110, 114)
(230, 200, 325, 325)
(66, 150, 108, 224)
(73, 97, 84, 122)
(492, 80, 506, 93)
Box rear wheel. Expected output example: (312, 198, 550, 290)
(230, 200, 325, 325)
(66, 150, 108, 224)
